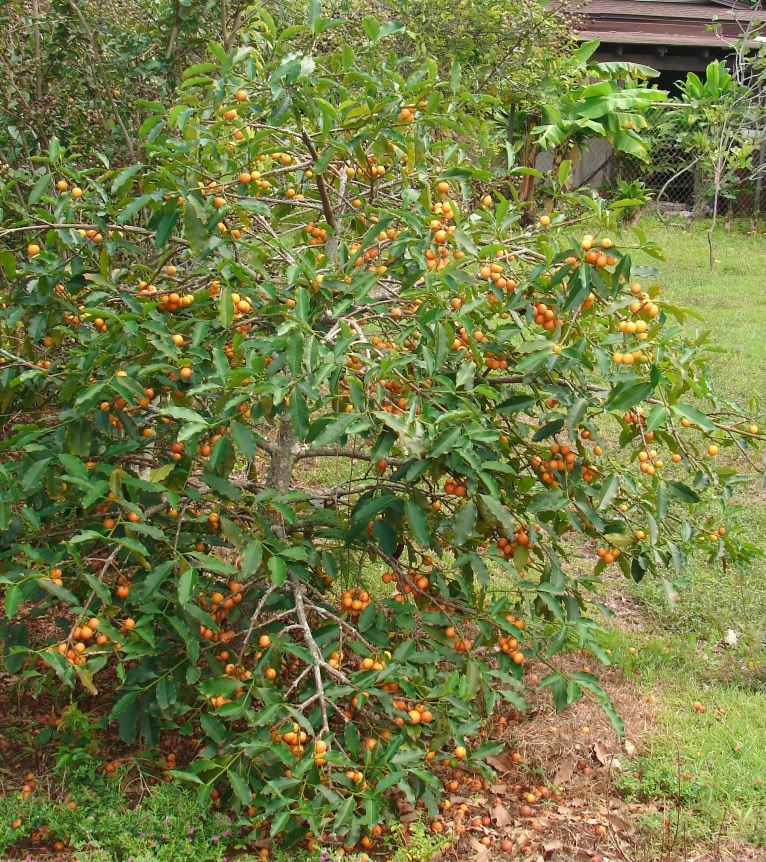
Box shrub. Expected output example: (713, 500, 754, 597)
(0, 5, 760, 854)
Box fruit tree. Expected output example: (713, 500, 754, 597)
(0, 7, 761, 854)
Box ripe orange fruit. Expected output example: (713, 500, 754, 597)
(27, 243, 41, 257)
(71, 187, 83, 199)
(179, 366, 193, 381)
(235, 90, 248, 101)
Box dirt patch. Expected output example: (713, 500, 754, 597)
(597, 577, 655, 633)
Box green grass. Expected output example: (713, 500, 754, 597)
(621, 218, 766, 403)
(600, 628, 766, 847)
(602, 217, 766, 850)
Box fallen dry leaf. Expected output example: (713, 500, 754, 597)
(553, 754, 577, 785)
(593, 739, 612, 765)
(543, 838, 564, 857)
(487, 753, 517, 773)
(491, 802, 513, 827)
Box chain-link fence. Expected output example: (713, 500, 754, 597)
(611, 140, 766, 218)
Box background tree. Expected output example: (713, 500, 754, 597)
(0, 2, 762, 855)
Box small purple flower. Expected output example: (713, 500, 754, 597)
(222, 828, 232, 837)
(320, 848, 330, 862)
(188, 826, 196, 835)
(212, 834, 220, 842)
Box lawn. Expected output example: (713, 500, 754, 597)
(600, 216, 766, 849)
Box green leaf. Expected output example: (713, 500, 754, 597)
(666, 480, 700, 504)
(241, 541, 263, 576)
(218, 286, 233, 328)
(116, 194, 155, 225)
(307, 0, 322, 33)
(228, 769, 252, 805)
(333, 796, 355, 832)
(178, 568, 197, 606)
(0, 249, 16, 279)
(566, 397, 588, 438)
(597, 474, 620, 511)
(140, 560, 175, 599)
(268, 556, 287, 586)
(149, 463, 175, 484)
(289, 391, 310, 440)
(156, 676, 179, 710)
(231, 422, 257, 461)
(430, 427, 462, 457)
(5, 585, 22, 618)
(28, 172, 51, 206)
(479, 494, 515, 535)
(671, 404, 715, 432)
(645, 404, 669, 433)
(497, 394, 535, 414)
(310, 413, 356, 445)
(604, 381, 654, 412)
(404, 499, 431, 547)
(184, 196, 209, 256)
(451, 500, 477, 546)
(162, 405, 208, 425)
(111, 163, 144, 194)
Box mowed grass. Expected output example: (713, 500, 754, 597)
(623, 217, 766, 403)
(603, 217, 766, 848)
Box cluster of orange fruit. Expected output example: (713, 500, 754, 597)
(397, 103, 419, 123)
(197, 580, 245, 634)
(453, 325, 485, 351)
(48, 566, 64, 587)
(198, 425, 238, 458)
(340, 587, 371, 617)
(495, 523, 531, 559)
(701, 524, 727, 544)
(485, 352, 509, 370)
(636, 447, 666, 475)
(627, 281, 660, 318)
(480, 257, 517, 293)
(532, 300, 561, 331)
(53, 616, 105, 664)
(381, 567, 430, 595)
(596, 546, 622, 565)
(305, 222, 328, 247)
(392, 698, 434, 725)
(443, 477, 468, 497)
(498, 613, 526, 663)
(530, 441, 579, 486)
(20, 772, 37, 801)
(444, 625, 473, 653)
(271, 722, 309, 756)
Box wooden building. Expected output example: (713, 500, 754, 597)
(581, 0, 763, 91)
